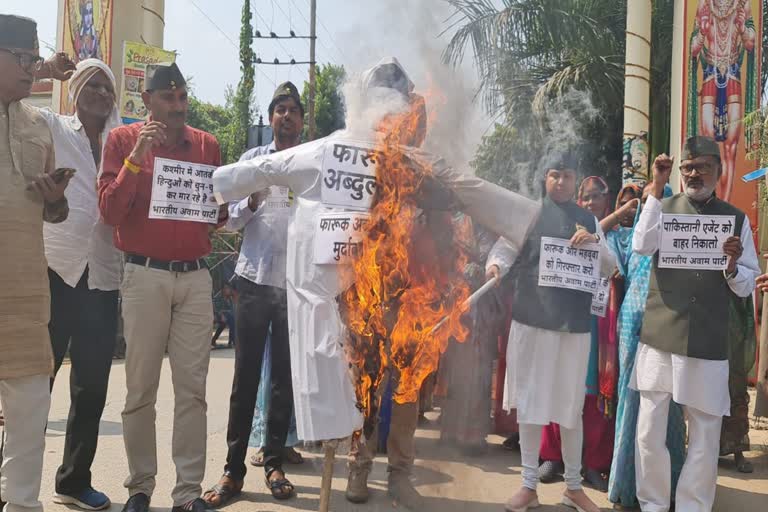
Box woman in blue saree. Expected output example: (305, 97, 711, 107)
(608, 184, 686, 509)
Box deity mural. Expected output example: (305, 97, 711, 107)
(688, 0, 757, 201)
(622, 132, 650, 187)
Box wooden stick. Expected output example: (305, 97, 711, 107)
(319, 441, 338, 512)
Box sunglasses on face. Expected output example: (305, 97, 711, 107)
(0, 48, 44, 73)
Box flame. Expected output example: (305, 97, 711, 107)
(341, 93, 472, 428)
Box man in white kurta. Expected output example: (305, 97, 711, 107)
(632, 137, 759, 512)
(487, 161, 615, 512)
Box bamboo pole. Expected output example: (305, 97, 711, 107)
(318, 440, 338, 512)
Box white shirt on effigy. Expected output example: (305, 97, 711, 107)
(39, 110, 122, 291)
(227, 141, 290, 289)
(630, 194, 760, 417)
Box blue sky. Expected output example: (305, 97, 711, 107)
(5, 0, 484, 118)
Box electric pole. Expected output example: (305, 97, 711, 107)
(308, 0, 317, 140)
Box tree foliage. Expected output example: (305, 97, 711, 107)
(301, 63, 347, 139)
(230, 0, 255, 160)
(443, 0, 674, 195)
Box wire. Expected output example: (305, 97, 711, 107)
(252, 1, 296, 60)
(186, 0, 276, 87)
(298, 0, 351, 64)
(286, 0, 344, 65)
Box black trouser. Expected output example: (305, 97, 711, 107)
(224, 278, 293, 479)
(48, 267, 119, 495)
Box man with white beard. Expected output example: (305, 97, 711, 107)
(632, 136, 759, 512)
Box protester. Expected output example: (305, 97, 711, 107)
(0, 14, 72, 512)
(537, 176, 632, 491)
(607, 182, 687, 509)
(211, 283, 236, 348)
(487, 158, 615, 512)
(439, 215, 504, 455)
(98, 63, 226, 512)
(36, 57, 123, 511)
(632, 137, 759, 512)
(719, 293, 756, 473)
(203, 81, 304, 506)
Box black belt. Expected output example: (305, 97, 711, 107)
(126, 254, 208, 273)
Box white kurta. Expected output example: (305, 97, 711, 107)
(631, 194, 760, 416)
(488, 219, 615, 430)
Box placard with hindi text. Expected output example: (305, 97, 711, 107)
(538, 237, 602, 294)
(320, 140, 378, 210)
(313, 211, 370, 264)
(148, 158, 218, 224)
(658, 214, 735, 270)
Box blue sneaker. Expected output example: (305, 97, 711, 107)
(54, 488, 111, 511)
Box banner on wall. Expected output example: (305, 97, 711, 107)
(681, 0, 762, 227)
(119, 41, 177, 124)
(60, 0, 114, 114)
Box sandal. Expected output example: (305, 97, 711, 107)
(283, 447, 304, 465)
(202, 475, 243, 507)
(250, 448, 266, 467)
(265, 468, 295, 500)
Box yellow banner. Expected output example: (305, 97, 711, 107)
(119, 41, 176, 123)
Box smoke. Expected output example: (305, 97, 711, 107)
(335, 0, 488, 173)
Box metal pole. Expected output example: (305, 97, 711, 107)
(308, 0, 317, 140)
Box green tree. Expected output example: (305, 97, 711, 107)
(443, 0, 674, 193)
(301, 64, 346, 139)
(229, 0, 255, 160)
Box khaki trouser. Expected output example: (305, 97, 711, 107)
(120, 264, 212, 506)
(349, 400, 418, 474)
(0, 374, 50, 512)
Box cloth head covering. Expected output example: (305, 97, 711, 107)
(145, 62, 186, 91)
(68, 58, 116, 107)
(0, 14, 38, 50)
(615, 183, 643, 210)
(682, 135, 721, 161)
(361, 57, 414, 99)
(269, 81, 303, 116)
(577, 175, 611, 219)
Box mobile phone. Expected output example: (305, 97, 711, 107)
(52, 167, 76, 183)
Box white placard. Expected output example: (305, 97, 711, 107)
(658, 214, 735, 270)
(591, 277, 610, 317)
(263, 186, 293, 212)
(538, 236, 602, 294)
(313, 212, 370, 264)
(320, 140, 378, 210)
(149, 158, 218, 224)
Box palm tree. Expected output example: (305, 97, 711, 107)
(442, 0, 674, 190)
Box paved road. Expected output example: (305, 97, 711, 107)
(38, 344, 768, 512)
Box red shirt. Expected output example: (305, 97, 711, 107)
(98, 122, 222, 261)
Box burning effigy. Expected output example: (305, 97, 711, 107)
(213, 57, 540, 509)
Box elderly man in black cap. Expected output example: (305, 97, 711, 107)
(0, 13, 75, 512)
(632, 136, 760, 512)
(98, 62, 226, 512)
(203, 81, 304, 507)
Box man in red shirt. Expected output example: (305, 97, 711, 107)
(98, 63, 225, 512)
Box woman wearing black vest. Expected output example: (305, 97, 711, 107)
(487, 155, 616, 512)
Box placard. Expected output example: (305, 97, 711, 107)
(591, 277, 610, 318)
(263, 186, 293, 212)
(658, 214, 735, 270)
(149, 158, 218, 224)
(119, 41, 176, 124)
(538, 237, 602, 294)
(321, 140, 378, 210)
(313, 212, 370, 264)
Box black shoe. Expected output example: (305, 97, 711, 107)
(122, 493, 150, 512)
(171, 497, 208, 512)
(583, 467, 609, 492)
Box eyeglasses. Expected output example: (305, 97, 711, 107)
(0, 48, 45, 73)
(679, 163, 716, 176)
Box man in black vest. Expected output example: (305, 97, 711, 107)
(632, 136, 759, 512)
(487, 154, 614, 512)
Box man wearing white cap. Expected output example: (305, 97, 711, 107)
(36, 57, 123, 511)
